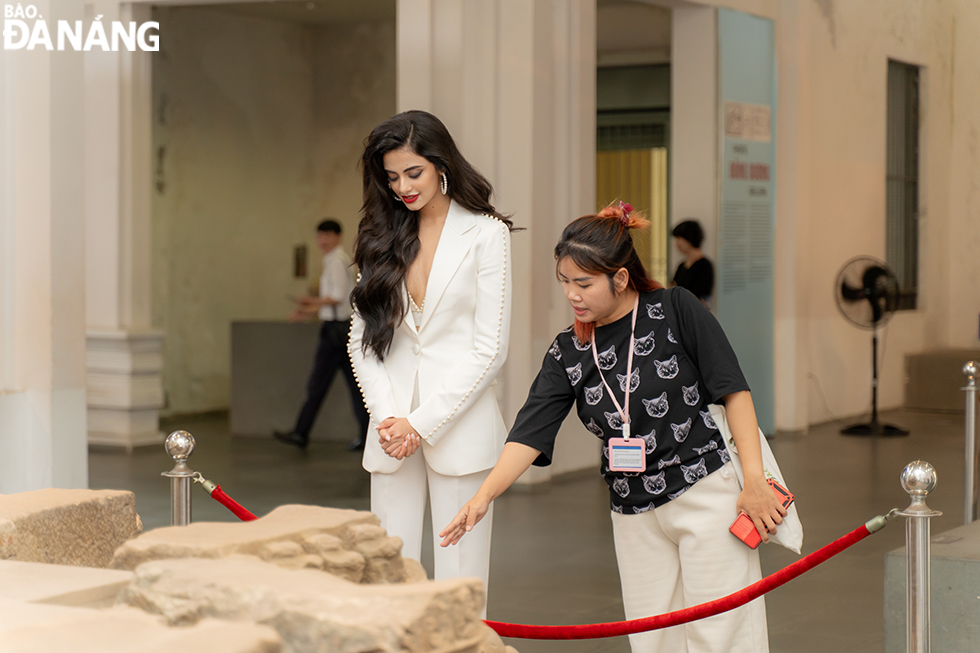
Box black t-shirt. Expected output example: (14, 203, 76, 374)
(507, 287, 749, 514)
(673, 258, 714, 300)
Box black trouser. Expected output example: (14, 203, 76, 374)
(293, 320, 369, 441)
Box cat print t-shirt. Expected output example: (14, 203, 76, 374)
(508, 287, 749, 514)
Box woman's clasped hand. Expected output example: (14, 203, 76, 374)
(376, 416, 421, 460)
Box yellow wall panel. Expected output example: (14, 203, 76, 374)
(595, 148, 668, 285)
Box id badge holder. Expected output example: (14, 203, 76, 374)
(608, 436, 646, 473)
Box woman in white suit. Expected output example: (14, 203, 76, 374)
(348, 111, 515, 599)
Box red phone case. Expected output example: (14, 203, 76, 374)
(767, 478, 795, 509)
(729, 512, 762, 549)
(730, 478, 795, 548)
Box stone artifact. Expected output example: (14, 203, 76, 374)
(0, 559, 133, 608)
(0, 491, 517, 652)
(0, 489, 142, 568)
(478, 627, 521, 653)
(118, 555, 499, 653)
(0, 596, 96, 631)
(111, 504, 427, 583)
(0, 599, 281, 652)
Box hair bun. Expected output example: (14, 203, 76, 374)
(597, 201, 650, 230)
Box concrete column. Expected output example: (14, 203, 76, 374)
(85, 0, 163, 450)
(84, 1, 164, 449)
(670, 5, 719, 266)
(395, 0, 599, 482)
(0, 0, 89, 491)
(773, 0, 810, 432)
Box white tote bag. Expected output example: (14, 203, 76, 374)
(709, 403, 804, 554)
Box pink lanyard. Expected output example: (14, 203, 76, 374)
(590, 295, 639, 439)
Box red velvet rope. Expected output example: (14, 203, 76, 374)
(485, 523, 873, 640)
(210, 485, 258, 521)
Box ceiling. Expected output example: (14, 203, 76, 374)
(212, 0, 395, 26)
(597, 0, 672, 65)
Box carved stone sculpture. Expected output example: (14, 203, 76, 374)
(118, 556, 485, 653)
(111, 504, 426, 583)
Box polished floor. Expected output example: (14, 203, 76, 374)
(89, 408, 968, 653)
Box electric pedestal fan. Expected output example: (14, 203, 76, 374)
(835, 256, 909, 436)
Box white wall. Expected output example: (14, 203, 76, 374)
(789, 0, 955, 425)
(151, 7, 395, 414)
(663, 0, 980, 430)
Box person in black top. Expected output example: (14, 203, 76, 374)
(671, 219, 714, 306)
(440, 204, 784, 653)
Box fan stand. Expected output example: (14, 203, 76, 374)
(841, 327, 909, 437)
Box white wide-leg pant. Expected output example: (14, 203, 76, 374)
(371, 453, 494, 615)
(611, 463, 769, 653)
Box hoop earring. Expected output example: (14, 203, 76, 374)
(440, 172, 448, 195)
(392, 192, 402, 201)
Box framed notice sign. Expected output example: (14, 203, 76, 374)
(717, 9, 776, 435)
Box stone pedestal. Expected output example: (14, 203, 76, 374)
(904, 348, 980, 412)
(885, 518, 980, 652)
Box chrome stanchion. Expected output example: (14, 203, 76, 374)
(897, 461, 941, 653)
(161, 430, 196, 526)
(964, 361, 979, 524)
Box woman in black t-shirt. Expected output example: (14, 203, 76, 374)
(671, 219, 714, 307)
(440, 205, 784, 653)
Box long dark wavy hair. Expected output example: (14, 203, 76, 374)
(352, 110, 516, 361)
(555, 204, 662, 344)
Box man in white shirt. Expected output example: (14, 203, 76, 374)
(275, 220, 369, 451)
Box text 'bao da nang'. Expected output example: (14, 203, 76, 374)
(4, 5, 159, 52)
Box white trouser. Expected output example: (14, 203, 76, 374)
(371, 454, 494, 615)
(611, 463, 769, 653)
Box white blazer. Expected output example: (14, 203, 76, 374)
(348, 201, 512, 477)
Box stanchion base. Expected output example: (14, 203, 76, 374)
(841, 422, 910, 437)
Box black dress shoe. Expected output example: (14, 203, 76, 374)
(346, 436, 365, 451)
(274, 430, 308, 450)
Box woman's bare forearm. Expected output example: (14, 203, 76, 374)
(475, 442, 542, 502)
(723, 391, 765, 481)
